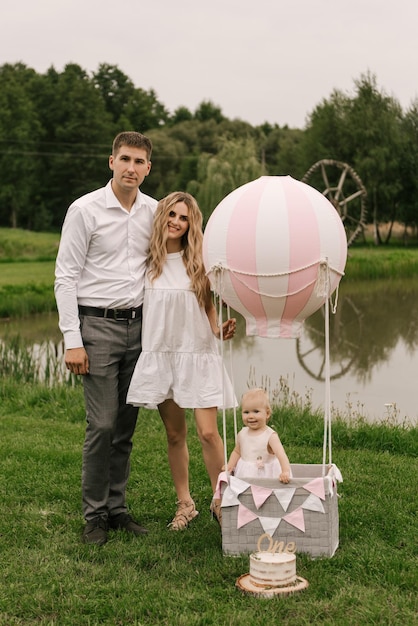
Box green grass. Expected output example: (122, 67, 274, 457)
(0, 228, 59, 262)
(347, 246, 418, 280)
(1, 230, 418, 319)
(0, 230, 57, 316)
(0, 283, 55, 319)
(0, 261, 55, 286)
(0, 378, 417, 625)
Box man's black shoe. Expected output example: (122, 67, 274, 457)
(108, 512, 148, 535)
(82, 517, 108, 545)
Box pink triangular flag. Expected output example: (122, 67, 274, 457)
(250, 485, 273, 509)
(237, 504, 259, 529)
(214, 471, 228, 499)
(303, 477, 326, 501)
(283, 507, 305, 533)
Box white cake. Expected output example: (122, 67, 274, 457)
(249, 552, 297, 588)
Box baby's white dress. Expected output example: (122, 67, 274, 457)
(234, 426, 282, 479)
(127, 251, 236, 409)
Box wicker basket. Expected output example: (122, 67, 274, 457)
(221, 463, 340, 558)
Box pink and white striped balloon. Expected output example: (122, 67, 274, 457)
(203, 176, 347, 338)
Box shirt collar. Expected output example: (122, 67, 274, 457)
(105, 179, 142, 212)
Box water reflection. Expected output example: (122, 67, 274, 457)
(297, 280, 418, 386)
(296, 295, 362, 381)
(227, 278, 418, 424)
(1, 280, 417, 424)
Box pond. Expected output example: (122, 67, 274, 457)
(1, 278, 417, 426)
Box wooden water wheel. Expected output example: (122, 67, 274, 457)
(302, 159, 367, 246)
(296, 295, 363, 382)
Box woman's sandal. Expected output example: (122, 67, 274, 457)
(210, 498, 222, 526)
(168, 499, 199, 531)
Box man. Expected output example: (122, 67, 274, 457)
(55, 131, 157, 545)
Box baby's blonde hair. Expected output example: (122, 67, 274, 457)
(241, 387, 272, 414)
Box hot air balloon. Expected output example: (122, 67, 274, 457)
(206, 177, 346, 557)
(203, 176, 347, 338)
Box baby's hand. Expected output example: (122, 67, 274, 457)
(279, 471, 290, 484)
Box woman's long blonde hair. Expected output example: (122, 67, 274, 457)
(147, 192, 209, 308)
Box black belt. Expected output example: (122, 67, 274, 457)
(78, 305, 142, 320)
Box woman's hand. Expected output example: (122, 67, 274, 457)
(216, 318, 236, 340)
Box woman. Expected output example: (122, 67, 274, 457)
(127, 192, 236, 529)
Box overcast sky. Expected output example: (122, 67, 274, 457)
(2, 0, 417, 129)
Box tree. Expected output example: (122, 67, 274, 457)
(189, 137, 264, 221)
(93, 64, 169, 131)
(396, 101, 418, 239)
(33, 63, 114, 229)
(120, 87, 169, 132)
(170, 106, 193, 124)
(301, 90, 351, 170)
(346, 74, 404, 243)
(0, 63, 43, 228)
(302, 73, 406, 243)
(194, 100, 225, 123)
(260, 125, 305, 179)
(92, 63, 136, 127)
(141, 128, 188, 199)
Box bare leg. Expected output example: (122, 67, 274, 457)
(158, 399, 198, 529)
(194, 407, 224, 493)
(158, 399, 191, 502)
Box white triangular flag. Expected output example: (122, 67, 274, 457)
(229, 475, 251, 496)
(273, 488, 296, 512)
(301, 493, 325, 513)
(220, 486, 241, 508)
(258, 516, 282, 536)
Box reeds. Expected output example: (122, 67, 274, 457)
(0, 335, 78, 387)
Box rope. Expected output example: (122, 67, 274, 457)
(210, 260, 336, 481)
(214, 274, 229, 476)
(209, 259, 345, 278)
(209, 260, 344, 299)
(213, 272, 235, 480)
(322, 261, 333, 475)
(225, 301, 238, 443)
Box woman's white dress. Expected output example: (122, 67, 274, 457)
(234, 426, 282, 478)
(127, 251, 236, 409)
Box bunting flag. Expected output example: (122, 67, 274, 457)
(273, 488, 296, 512)
(326, 464, 343, 496)
(237, 504, 259, 529)
(303, 477, 326, 501)
(301, 493, 325, 514)
(229, 475, 251, 496)
(250, 485, 273, 509)
(220, 486, 241, 508)
(213, 471, 228, 500)
(258, 516, 282, 536)
(283, 507, 305, 532)
(330, 464, 343, 483)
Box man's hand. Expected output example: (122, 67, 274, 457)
(65, 347, 89, 375)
